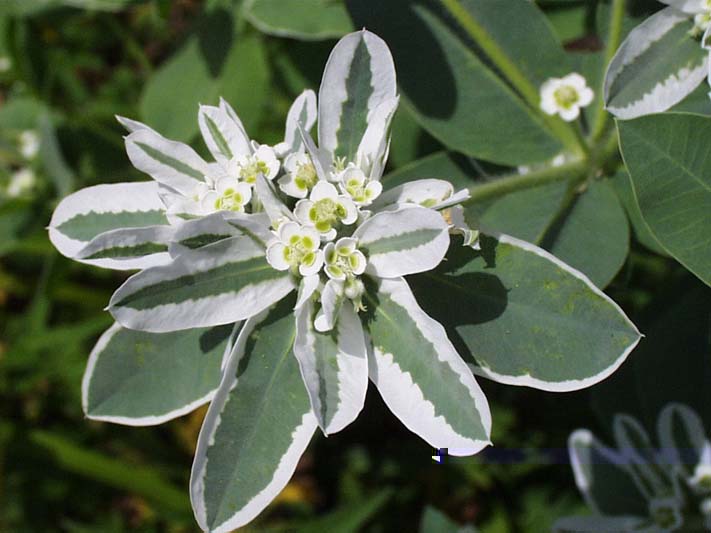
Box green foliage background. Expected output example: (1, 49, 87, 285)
(0, 0, 709, 531)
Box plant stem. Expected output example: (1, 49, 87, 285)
(465, 158, 588, 205)
(438, 0, 587, 157)
(591, 0, 626, 143)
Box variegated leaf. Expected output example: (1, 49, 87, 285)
(76, 225, 173, 268)
(605, 7, 708, 119)
(125, 127, 210, 195)
(82, 322, 235, 425)
(318, 29, 397, 162)
(198, 99, 251, 163)
(276, 89, 317, 156)
(169, 211, 272, 257)
(568, 429, 649, 517)
(190, 297, 317, 533)
(657, 403, 708, 478)
(109, 235, 295, 332)
(294, 300, 368, 434)
(356, 95, 398, 179)
(365, 277, 491, 455)
(48, 181, 170, 270)
(354, 206, 450, 278)
(409, 234, 641, 392)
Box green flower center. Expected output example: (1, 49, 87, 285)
(283, 234, 317, 268)
(214, 188, 246, 212)
(309, 198, 346, 232)
(294, 161, 318, 191)
(326, 246, 361, 279)
(553, 85, 579, 109)
(345, 178, 376, 203)
(238, 157, 270, 184)
(697, 474, 711, 492)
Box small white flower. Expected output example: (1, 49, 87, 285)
(648, 497, 683, 530)
(6, 168, 36, 198)
(199, 178, 252, 213)
(539, 73, 594, 122)
(19, 130, 40, 160)
(278, 152, 318, 198)
(266, 221, 324, 276)
(340, 166, 382, 206)
(294, 181, 358, 241)
(233, 144, 279, 184)
(690, 463, 711, 493)
(323, 237, 367, 281)
(0, 56, 11, 73)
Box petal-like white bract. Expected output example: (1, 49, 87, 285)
(276, 89, 318, 157)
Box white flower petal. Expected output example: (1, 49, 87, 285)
(310, 181, 339, 201)
(299, 250, 324, 277)
(266, 242, 290, 271)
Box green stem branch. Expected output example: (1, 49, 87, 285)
(438, 0, 587, 157)
(591, 0, 626, 143)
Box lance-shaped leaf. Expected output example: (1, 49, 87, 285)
(76, 225, 173, 268)
(365, 277, 491, 455)
(82, 322, 234, 425)
(191, 297, 318, 533)
(109, 235, 295, 333)
(657, 403, 708, 478)
(276, 89, 317, 156)
(255, 174, 295, 226)
(617, 113, 711, 287)
(318, 30, 397, 163)
(568, 429, 649, 517)
(409, 234, 641, 392)
(604, 8, 708, 119)
(48, 181, 170, 270)
(354, 206, 450, 278)
(170, 211, 272, 256)
(198, 99, 251, 164)
(294, 300, 368, 434)
(356, 96, 399, 180)
(125, 128, 210, 196)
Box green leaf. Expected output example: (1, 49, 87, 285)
(0, 0, 140, 16)
(347, 0, 569, 166)
(38, 112, 75, 198)
(605, 8, 707, 119)
(109, 235, 294, 333)
(245, 0, 353, 41)
(409, 235, 641, 391)
(617, 112, 711, 286)
(83, 323, 235, 425)
(365, 277, 491, 453)
(140, 6, 269, 142)
(190, 296, 317, 533)
(383, 150, 480, 191)
(420, 506, 476, 533)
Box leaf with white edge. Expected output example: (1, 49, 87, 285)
(76, 225, 173, 269)
(294, 300, 367, 434)
(318, 30, 397, 163)
(409, 234, 641, 392)
(170, 211, 273, 257)
(276, 89, 317, 156)
(356, 96, 399, 179)
(190, 296, 318, 533)
(617, 113, 711, 286)
(116, 115, 151, 133)
(553, 515, 651, 533)
(82, 322, 234, 426)
(657, 403, 708, 478)
(49, 181, 169, 269)
(364, 277, 491, 455)
(604, 8, 708, 119)
(373, 179, 459, 211)
(109, 235, 295, 333)
(354, 206, 450, 278)
(613, 414, 671, 497)
(198, 101, 250, 164)
(125, 128, 210, 196)
(244, 0, 353, 41)
(567, 429, 649, 517)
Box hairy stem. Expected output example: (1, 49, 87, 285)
(591, 0, 626, 143)
(438, 0, 587, 157)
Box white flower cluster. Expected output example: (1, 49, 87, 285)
(2, 129, 40, 199)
